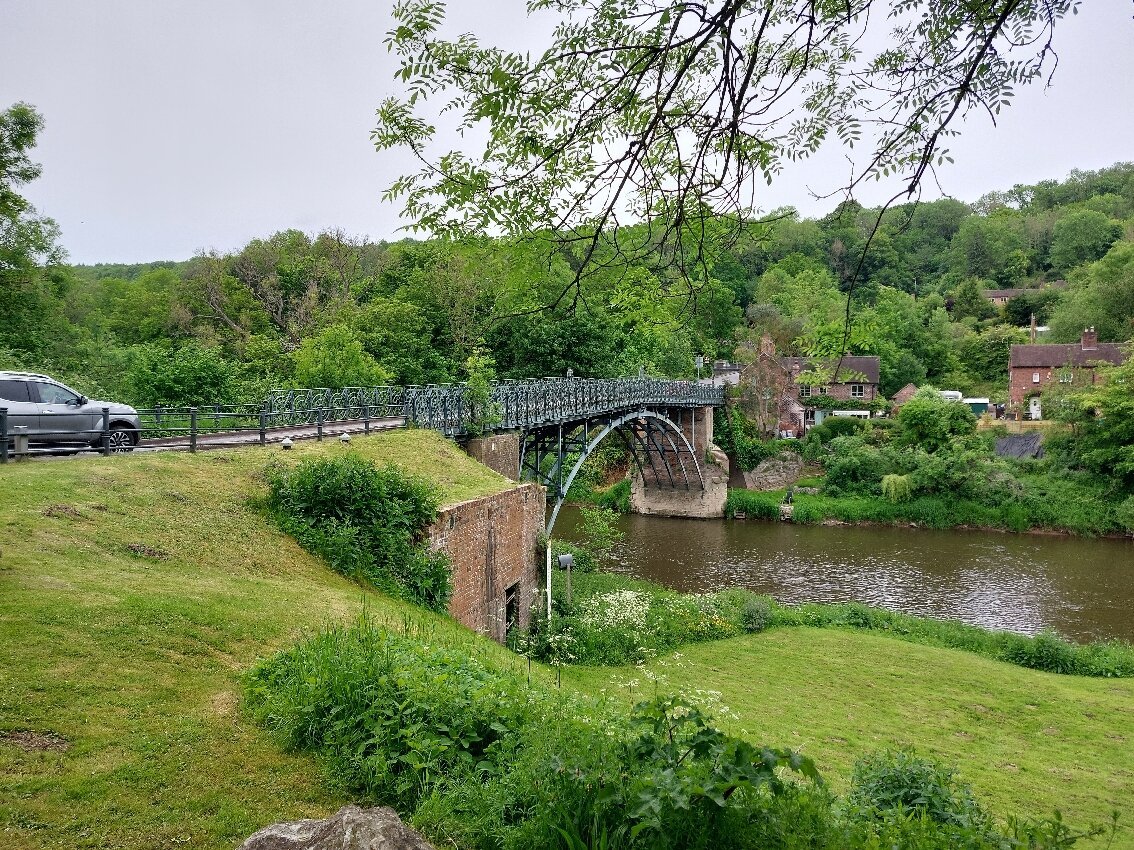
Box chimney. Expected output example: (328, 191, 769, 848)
(1081, 327, 1097, 351)
(760, 334, 776, 357)
(1029, 313, 1037, 343)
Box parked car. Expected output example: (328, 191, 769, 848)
(0, 372, 141, 451)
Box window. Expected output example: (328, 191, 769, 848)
(818, 386, 828, 395)
(1058, 369, 1073, 384)
(799, 385, 812, 398)
(504, 582, 520, 637)
(34, 382, 80, 405)
(0, 380, 32, 402)
(850, 384, 865, 398)
(1032, 372, 1040, 384)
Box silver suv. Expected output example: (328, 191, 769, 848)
(0, 372, 141, 451)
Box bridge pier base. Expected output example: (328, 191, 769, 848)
(629, 444, 729, 518)
(628, 405, 729, 519)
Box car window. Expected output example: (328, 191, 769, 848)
(34, 382, 80, 405)
(0, 379, 32, 402)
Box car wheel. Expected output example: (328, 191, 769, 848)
(108, 425, 138, 452)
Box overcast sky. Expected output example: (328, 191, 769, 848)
(2, 1, 1132, 265)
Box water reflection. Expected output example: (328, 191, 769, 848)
(555, 508, 1134, 643)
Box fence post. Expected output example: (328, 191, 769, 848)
(317, 407, 323, 441)
(101, 408, 111, 456)
(0, 408, 7, 464)
(189, 407, 198, 453)
(363, 404, 370, 435)
(259, 409, 267, 445)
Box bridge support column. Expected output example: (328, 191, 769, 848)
(629, 405, 729, 519)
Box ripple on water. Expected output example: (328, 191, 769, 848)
(557, 507, 1134, 643)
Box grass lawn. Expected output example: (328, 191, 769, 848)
(563, 630, 1134, 843)
(1, 433, 1131, 848)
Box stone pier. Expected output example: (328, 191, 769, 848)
(628, 405, 729, 519)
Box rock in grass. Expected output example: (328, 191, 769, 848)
(237, 805, 434, 850)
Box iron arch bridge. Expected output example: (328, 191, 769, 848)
(266, 375, 724, 535)
(519, 406, 711, 537)
(397, 376, 723, 536)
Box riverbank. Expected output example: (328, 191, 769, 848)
(527, 569, 1134, 675)
(726, 486, 1134, 538)
(0, 433, 513, 850)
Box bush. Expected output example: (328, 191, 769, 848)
(881, 474, 911, 503)
(741, 596, 773, 633)
(822, 416, 866, 438)
(850, 750, 988, 831)
(125, 342, 238, 407)
(265, 454, 450, 611)
(595, 479, 632, 513)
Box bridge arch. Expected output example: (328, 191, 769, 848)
(520, 408, 705, 539)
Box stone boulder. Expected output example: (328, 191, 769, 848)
(237, 805, 435, 850)
(741, 452, 804, 491)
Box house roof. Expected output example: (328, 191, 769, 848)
(782, 356, 880, 385)
(891, 383, 919, 404)
(1009, 342, 1127, 369)
(982, 288, 1028, 300)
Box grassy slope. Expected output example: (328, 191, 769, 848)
(1, 434, 1130, 848)
(0, 432, 512, 850)
(564, 631, 1134, 840)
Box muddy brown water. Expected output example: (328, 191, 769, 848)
(554, 507, 1134, 643)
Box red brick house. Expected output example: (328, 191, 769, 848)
(738, 336, 881, 433)
(1008, 328, 1128, 419)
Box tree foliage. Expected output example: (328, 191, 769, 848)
(896, 387, 976, 451)
(375, 0, 1075, 300)
(0, 102, 66, 352)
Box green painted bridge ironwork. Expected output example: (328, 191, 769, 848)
(262, 376, 724, 436)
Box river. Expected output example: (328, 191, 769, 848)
(554, 507, 1134, 643)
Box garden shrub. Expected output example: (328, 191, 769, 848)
(822, 416, 866, 439)
(265, 453, 451, 611)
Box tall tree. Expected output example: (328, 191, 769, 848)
(0, 102, 66, 352)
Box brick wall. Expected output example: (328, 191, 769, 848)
(1008, 367, 1098, 408)
(465, 433, 520, 481)
(428, 483, 545, 643)
(799, 382, 877, 403)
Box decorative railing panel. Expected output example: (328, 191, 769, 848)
(400, 376, 724, 435)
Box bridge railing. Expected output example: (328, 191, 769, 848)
(263, 386, 406, 425)
(400, 376, 723, 435)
